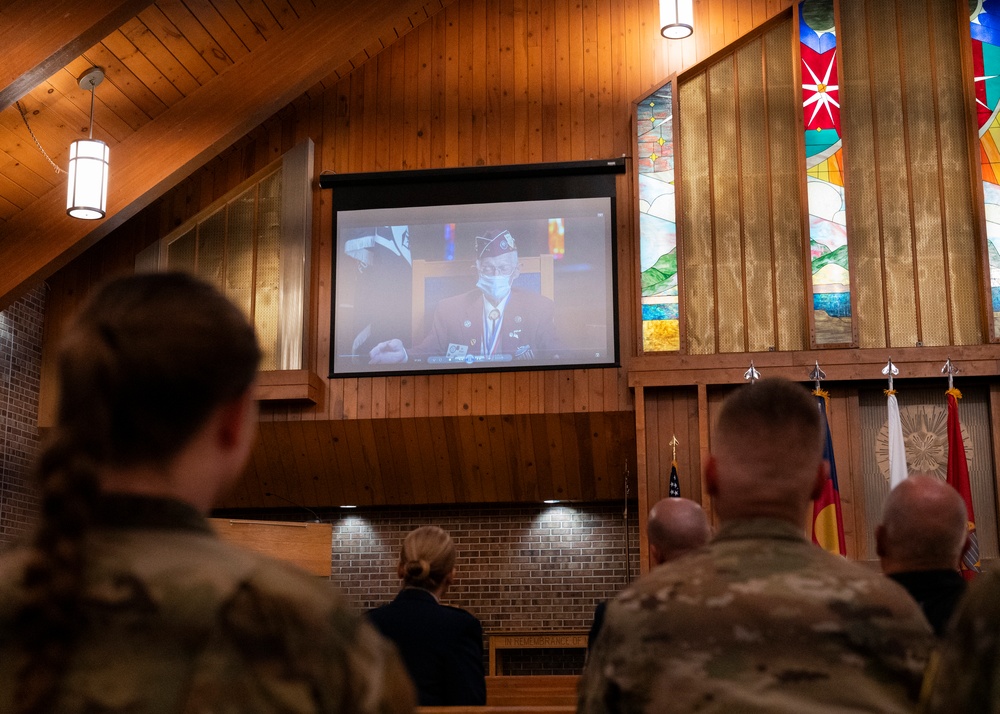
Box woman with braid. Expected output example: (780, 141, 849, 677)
(0, 273, 413, 714)
(368, 526, 486, 706)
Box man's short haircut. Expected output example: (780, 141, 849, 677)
(715, 377, 823, 472)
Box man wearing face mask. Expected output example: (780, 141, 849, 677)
(369, 228, 560, 364)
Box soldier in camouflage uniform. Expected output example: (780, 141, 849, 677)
(579, 377, 933, 714)
(0, 273, 414, 714)
(920, 568, 1000, 713)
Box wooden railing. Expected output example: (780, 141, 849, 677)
(416, 674, 579, 713)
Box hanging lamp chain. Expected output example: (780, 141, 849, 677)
(15, 100, 66, 175)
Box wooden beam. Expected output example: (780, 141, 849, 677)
(0, 1, 156, 110)
(0, 0, 441, 309)
(628, 344, 1000, 387)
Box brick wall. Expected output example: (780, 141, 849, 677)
(0, 285, 46, 545)
(214, 502, 640, 675)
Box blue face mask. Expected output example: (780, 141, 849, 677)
(477, 273, 512, 303)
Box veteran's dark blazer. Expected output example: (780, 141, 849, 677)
(413, 287, 560, 361)
(367, 588, 486, 706)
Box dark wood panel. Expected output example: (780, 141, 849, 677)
(221, 412, 636, 508)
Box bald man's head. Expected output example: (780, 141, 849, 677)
(707, 377, 826, 526)
(647, 497, 711, 565)
(877, 474, 968, 574)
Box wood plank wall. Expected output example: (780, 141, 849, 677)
(41, 0, 799, 509)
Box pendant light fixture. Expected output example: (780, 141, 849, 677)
(660, 0, 694, 40)
(66, 67, 109, 220)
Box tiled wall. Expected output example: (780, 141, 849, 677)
(215, 502, 640, 675)
(0, 285, 45, 545)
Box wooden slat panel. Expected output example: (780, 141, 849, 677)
(736, 37, 775, 352)
(708, 56, 743, 353)
(838, 0, 885, 349)
(897, 3, 947, 347)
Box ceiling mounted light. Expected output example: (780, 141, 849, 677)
(660, 0, 694, 40)
(67, 67, 109, 220)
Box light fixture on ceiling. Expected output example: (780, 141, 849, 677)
(660, 0, 694, 40)
(66, 67, 110, 220)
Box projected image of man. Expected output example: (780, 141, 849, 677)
(368, 229, 560, 364)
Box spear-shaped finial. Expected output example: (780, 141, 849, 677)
(882, 358, 899, 392)
(744, 360, 760, 384)
(809, 360, 826, 393)
(942, 358, 959, 392)
(670, 434, 679, 463)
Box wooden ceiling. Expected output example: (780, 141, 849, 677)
(0, 0, 454, 310)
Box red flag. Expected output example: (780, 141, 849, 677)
(811, 392, 846, 556)
(946, 390, 981, 581)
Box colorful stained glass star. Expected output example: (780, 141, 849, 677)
(802, 46, 840, 132)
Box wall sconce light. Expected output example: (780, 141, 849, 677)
(66, 67, 109, 220)
(660, 0, 694, 39)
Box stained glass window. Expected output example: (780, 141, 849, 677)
(638, 81, 680, 352)
(969, 3, 1000, 338)
(800, 0, 852, 345)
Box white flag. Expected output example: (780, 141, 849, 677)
(886, 392, 908, 489)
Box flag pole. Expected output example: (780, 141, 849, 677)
(808, 359, 846, 556)
(668, 436, 681, 498)
(883, 358, 907, 490)
(942, 357, 958, 394)
(882, 357, 898, 392)
(623, 462, 631, 585)
(942, 359, 980, 579)
(809, 360, 827, 397)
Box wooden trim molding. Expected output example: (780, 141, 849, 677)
(255, 369, 324, 404)
(628, 344, 1000, 388)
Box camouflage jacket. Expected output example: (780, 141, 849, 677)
(0, 494, 414, 714)
(579, 518, 933, 714)
(920, 566, 1000, 714)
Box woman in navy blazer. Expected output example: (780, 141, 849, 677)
(368, 526, 487, 706)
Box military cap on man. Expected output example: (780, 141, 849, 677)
(476, 229, 517, 260)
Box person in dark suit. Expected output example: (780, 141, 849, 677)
(368, 526, 486, 706)
(877, 473, 969, 636)
(368, 228, 560, 364)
